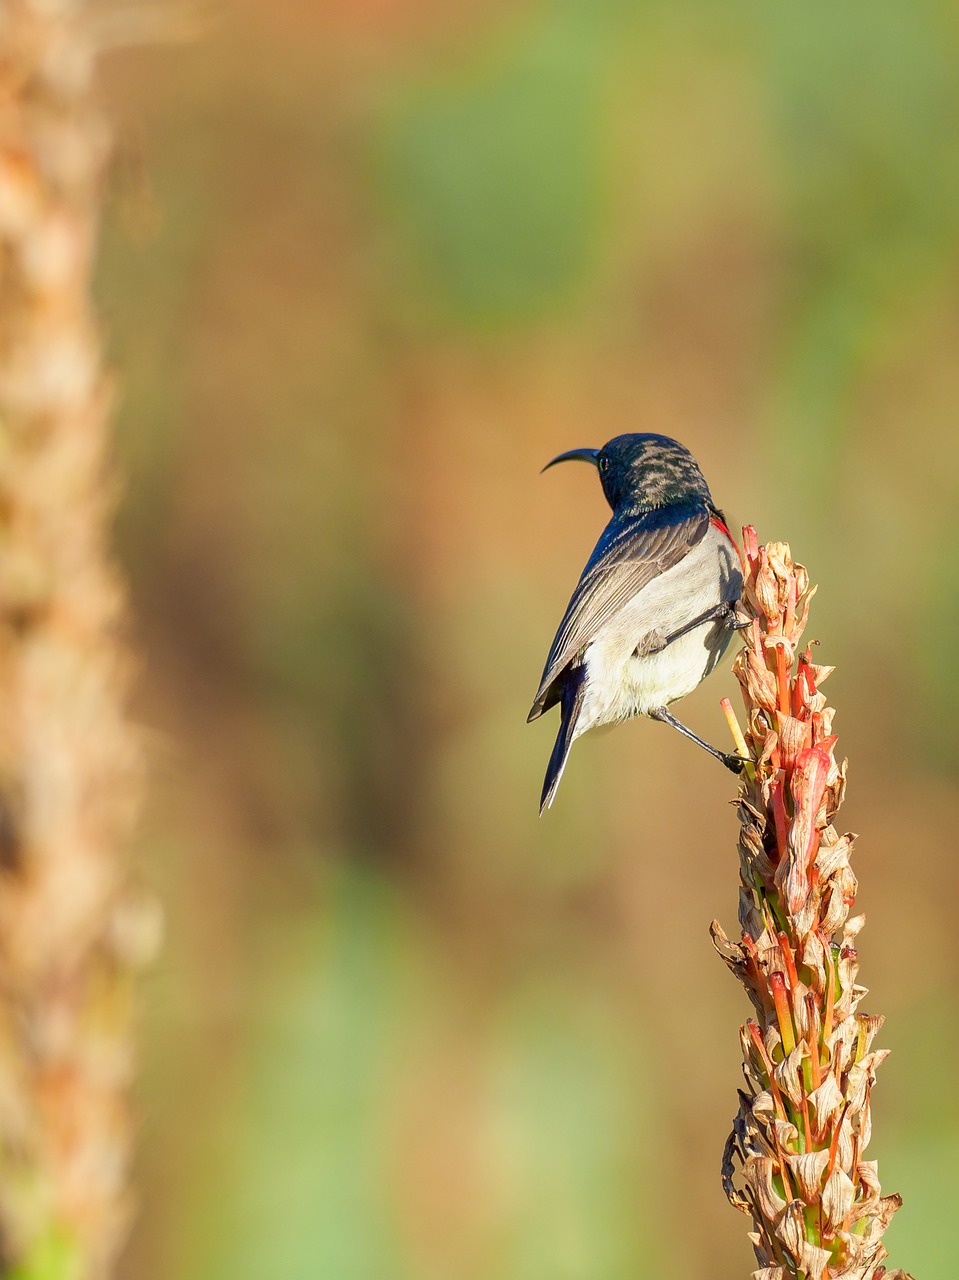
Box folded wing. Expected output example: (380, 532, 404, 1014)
(528, 502, 710, 720)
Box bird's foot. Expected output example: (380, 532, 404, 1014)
(633, 628, 669, 658)
(729, 602, 753, 631)
(714, 600, 752, 632)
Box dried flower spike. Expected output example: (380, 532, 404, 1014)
(713, 530, 913, 1280)
(0, 4, 149, 1276)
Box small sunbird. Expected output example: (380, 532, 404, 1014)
(529, 433, 745, 812)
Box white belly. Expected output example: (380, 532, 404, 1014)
(575, 524, 741, 738)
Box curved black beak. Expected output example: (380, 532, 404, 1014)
(541, 447, 600, 474)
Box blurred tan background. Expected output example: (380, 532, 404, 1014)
(94, 2, 959, 1276)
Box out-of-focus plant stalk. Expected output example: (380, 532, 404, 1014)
(0, 4, 153, 1277)
(714, 530, 912, 1280)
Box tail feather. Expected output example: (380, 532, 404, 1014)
(539, 666, 586, 814)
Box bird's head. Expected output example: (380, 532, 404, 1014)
(542, 433, 712, 513)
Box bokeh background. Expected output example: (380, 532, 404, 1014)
(94, 2, 959, 1276)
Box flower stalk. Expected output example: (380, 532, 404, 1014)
(0, 4, 153, 1276)
(714, 529, 912, 1280)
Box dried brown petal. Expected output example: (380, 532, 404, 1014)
(775, 860, 805, 921)
(776, 715, 810, 770)
(753, 557, 785, 624)
(793, 891, 822, 941)
(808, 1073, 843, 1126)
(855, 1160, 882, 1216)
(800, 932, 827, 989)
(869, 1194, 903, 1238)
(798, 1241, 832, 1277)
(843, 914, 866, 942)
(744, 1156, 788, 1221)
(816, 829, 854, 880)
(771, 1118, 799, 1151)
(711, 919, 745, 966)
(825, 1019, 858, 1074)
(722, 1126, 754, 1215)
(764, 634, 796, 667)
(849, 984, 870, 1015)
(767, 542, 792, 577)
(751, 1091, 777, 1123)
(835, 1110, 856, 1171)
(786, 1149, 829, 1201)
(819, 888, 847, 935)
(822, 1168, 856, 1228)
(806, 662, 834, 687)
(773, 1047, 805, 1109)
(776, 1200, 807, 1260)
(856, 1100, 874, 1154)
(747, 1230, 773, 1263)
(741, 650, 780, 711)
(856, 1015, 886, 1055)
(792, 582, 817, 635)
(762, 1024, 782, 1061)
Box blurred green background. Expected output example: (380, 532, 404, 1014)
(97, 2, 959, 1276)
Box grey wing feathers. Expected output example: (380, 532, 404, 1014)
(528, 504, 709, 720)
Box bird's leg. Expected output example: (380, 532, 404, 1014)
(637, 601, 748, 657)
(649, 706, 745, 774)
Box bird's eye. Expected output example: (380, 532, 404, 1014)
(598, 455, 609, 473)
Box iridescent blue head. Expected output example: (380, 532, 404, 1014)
(543, 433, 713, 513)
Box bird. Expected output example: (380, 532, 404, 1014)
(528, 433, 745, 812)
